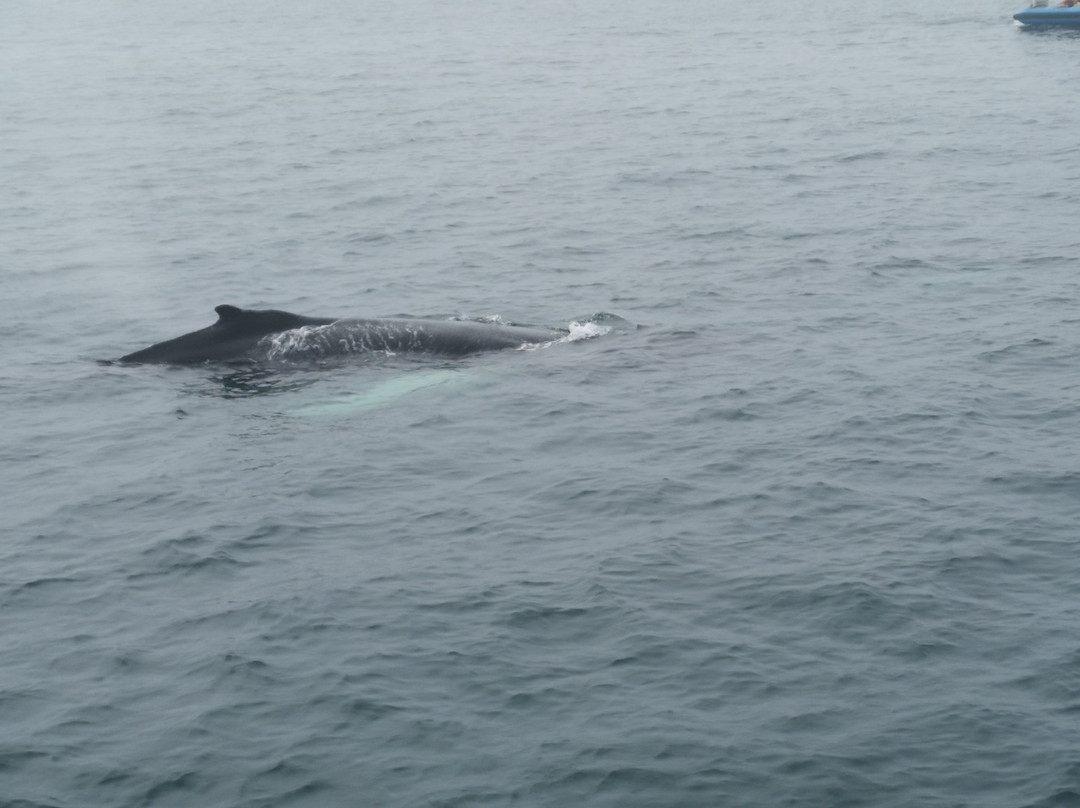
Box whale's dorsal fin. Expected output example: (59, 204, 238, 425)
(214, 304, 244, 322)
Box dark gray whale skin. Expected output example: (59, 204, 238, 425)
(119, 305, 560, 364)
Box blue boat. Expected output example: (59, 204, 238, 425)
(1014, 2, 1080, 25)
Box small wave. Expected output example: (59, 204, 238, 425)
(976, 339, 1053, 363)
(836, 149, 889, 163)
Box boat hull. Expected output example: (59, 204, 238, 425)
(1014, 6, 1080, 25)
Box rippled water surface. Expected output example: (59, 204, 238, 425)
(5, 1, 1080, 805)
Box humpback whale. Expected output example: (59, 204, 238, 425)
(119, 305, 562, 364)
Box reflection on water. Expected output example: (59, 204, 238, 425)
(183, 353, 473, 400)
(1015, 22, 1080, 35)
(195, 366, 322, 400)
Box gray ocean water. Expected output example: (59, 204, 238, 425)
(4, 1, 1080, 805)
